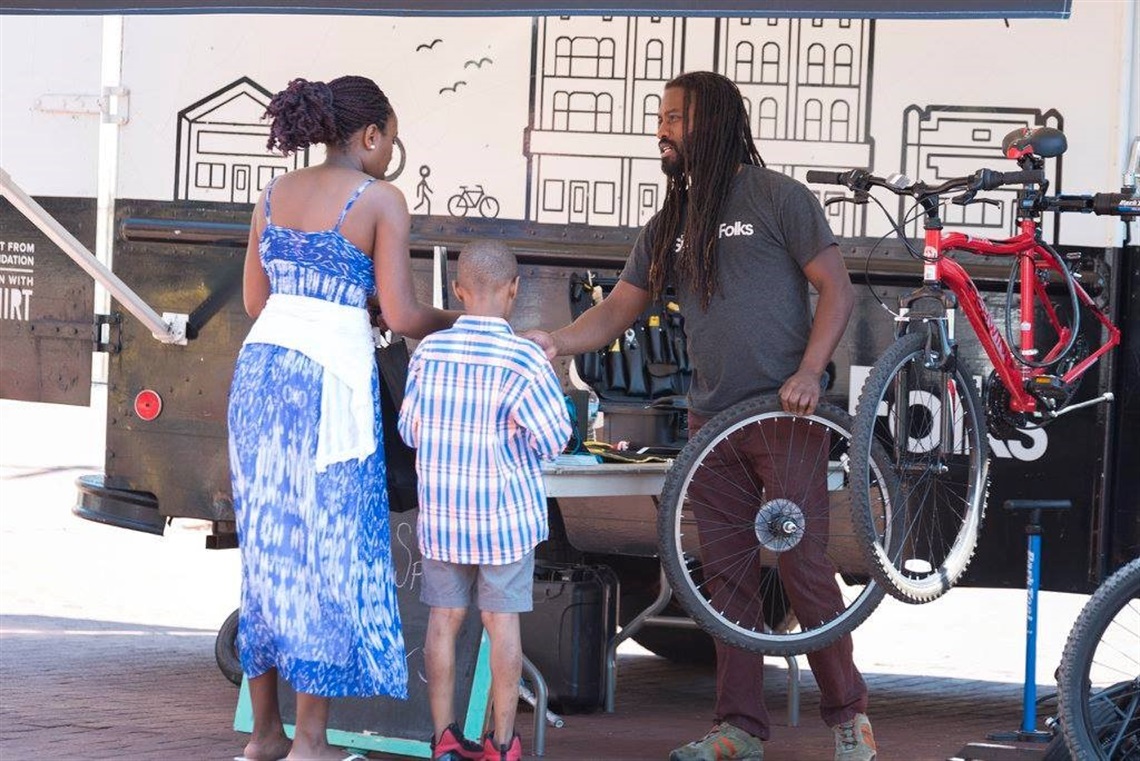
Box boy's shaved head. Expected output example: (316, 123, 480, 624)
(457, 240, 518, 293)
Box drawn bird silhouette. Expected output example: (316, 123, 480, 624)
(464, 57, 494, 69)
(416, 38, 443, 51)
(439, 81, 467, 95)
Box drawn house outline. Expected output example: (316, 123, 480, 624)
(524, 17, 876, 236)
(901, 105, 1063, 239)
(174, 77, 303, 203)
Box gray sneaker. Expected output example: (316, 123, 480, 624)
(669, 722, 764, 761)
(833, 713, 877, 761)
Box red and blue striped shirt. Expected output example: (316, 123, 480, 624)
(397, 315, 571, 565)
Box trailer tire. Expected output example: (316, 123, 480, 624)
(215, 608, 242, 686)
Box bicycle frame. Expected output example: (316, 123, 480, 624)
(917, 218, 1121, 415)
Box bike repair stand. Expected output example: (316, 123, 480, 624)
(987, 499, 1072, 745)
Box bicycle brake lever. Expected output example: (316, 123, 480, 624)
(950, 191, 977, 206)
(953, 195, 1003, 208)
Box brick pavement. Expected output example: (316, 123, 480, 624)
(0, 607, 1059, 760)
(0, 398, 1080, 760)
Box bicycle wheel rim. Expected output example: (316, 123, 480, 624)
(1060, 558, 1140, 760)
(852, 331, 988, 603)
(658, 398, 891, 656)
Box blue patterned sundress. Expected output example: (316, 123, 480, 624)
(227, 177, 408, 699)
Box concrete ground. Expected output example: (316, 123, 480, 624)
(0, 394, 1087, 760)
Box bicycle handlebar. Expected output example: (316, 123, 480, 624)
(805, 167, 1047, 198)
(808, 167, 1139, 218)
(1040, 192, 1140, 218)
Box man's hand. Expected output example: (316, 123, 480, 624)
(521, 329, 558, 361)
(779, 369, 822, 416)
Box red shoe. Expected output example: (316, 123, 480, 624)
(432, 723, 483, 761)
(481, 731, 522, 761)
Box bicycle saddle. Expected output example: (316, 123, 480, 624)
(1003, 126, 1067, 159)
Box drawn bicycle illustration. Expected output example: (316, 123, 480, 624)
(447, 184, 500, 218)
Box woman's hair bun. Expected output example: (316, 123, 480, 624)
(264, 78, 340, 155)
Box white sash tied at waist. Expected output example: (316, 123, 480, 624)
(243, 293, 376, 472)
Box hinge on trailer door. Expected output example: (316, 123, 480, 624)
(93, 312, 122, 354)
(33, 87, 130, 125)
(101, 86, 130, 125)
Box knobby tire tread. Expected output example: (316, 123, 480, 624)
(1057, 557, 1140, 761)
(850, 331, 989, 604)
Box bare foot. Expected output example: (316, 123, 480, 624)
(284, 743, 363, 760)
(240, 733, 292, 761)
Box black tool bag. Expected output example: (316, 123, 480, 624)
(568, 272, 691, 448)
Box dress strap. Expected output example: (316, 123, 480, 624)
(263, 175, 281, 224)
(334, 178, 378, 231)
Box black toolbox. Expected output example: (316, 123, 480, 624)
(520, 562, 618, 713)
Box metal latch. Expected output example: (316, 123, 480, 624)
(93, 312, 122, 354)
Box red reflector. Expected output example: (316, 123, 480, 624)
(134, 389, 163, 421)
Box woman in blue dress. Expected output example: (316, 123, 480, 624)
(228, 75, 458, 761)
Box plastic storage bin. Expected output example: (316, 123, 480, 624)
(520, 563, 618, 713)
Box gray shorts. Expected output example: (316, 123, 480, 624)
(420, 551, 535, 613)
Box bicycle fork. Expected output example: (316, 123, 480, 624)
(895, 290, 961, 469)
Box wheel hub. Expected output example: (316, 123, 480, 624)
(754, 498, 805, 552)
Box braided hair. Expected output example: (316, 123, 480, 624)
(647, 72, 764, 310)
(265, 75, 393, 155)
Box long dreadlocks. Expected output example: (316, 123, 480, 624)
(647, 72, 765, 310)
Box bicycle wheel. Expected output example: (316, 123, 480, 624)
(1057, 557, 1140, 760)
(850, 329, 989, 603)
(446, 193, 469, 216)
(657, 397, 896, 656)
(477, 196, 500, 219)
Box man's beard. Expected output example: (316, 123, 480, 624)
(659, 140, 685, 177)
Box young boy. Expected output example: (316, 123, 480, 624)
(398, 240, 571, 761)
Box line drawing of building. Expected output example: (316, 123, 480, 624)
(900, 105, 1063, 238)
(523, 16, 876, 235)
(524, 15, 685, 228)
(718, 18, 874, 237)
(174, 77, 302, 203)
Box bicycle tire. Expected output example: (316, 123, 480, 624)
(850, 329, 989, 603)
(446, 193, 469, 217)
(657, 396, 895, 656)
(478, 196, 500, 219)
(1057, 556, 1140, 760)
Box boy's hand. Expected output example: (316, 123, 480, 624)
(521, 329, 557, 361)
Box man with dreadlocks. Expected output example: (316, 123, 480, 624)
(525, 71, 873, 761)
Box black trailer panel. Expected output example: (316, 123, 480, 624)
(0, 197, 95, 406)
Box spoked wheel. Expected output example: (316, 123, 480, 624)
(850, 330, 989, 603)
(657, 397, 897, 656)
(1057, 557, 1140, 760)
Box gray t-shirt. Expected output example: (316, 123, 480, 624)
(621, 165, 837, 418)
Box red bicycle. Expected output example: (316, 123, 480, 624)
(808, 127, 1138, 603)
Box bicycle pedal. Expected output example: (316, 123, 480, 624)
(1027, 375, 1071, 404)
